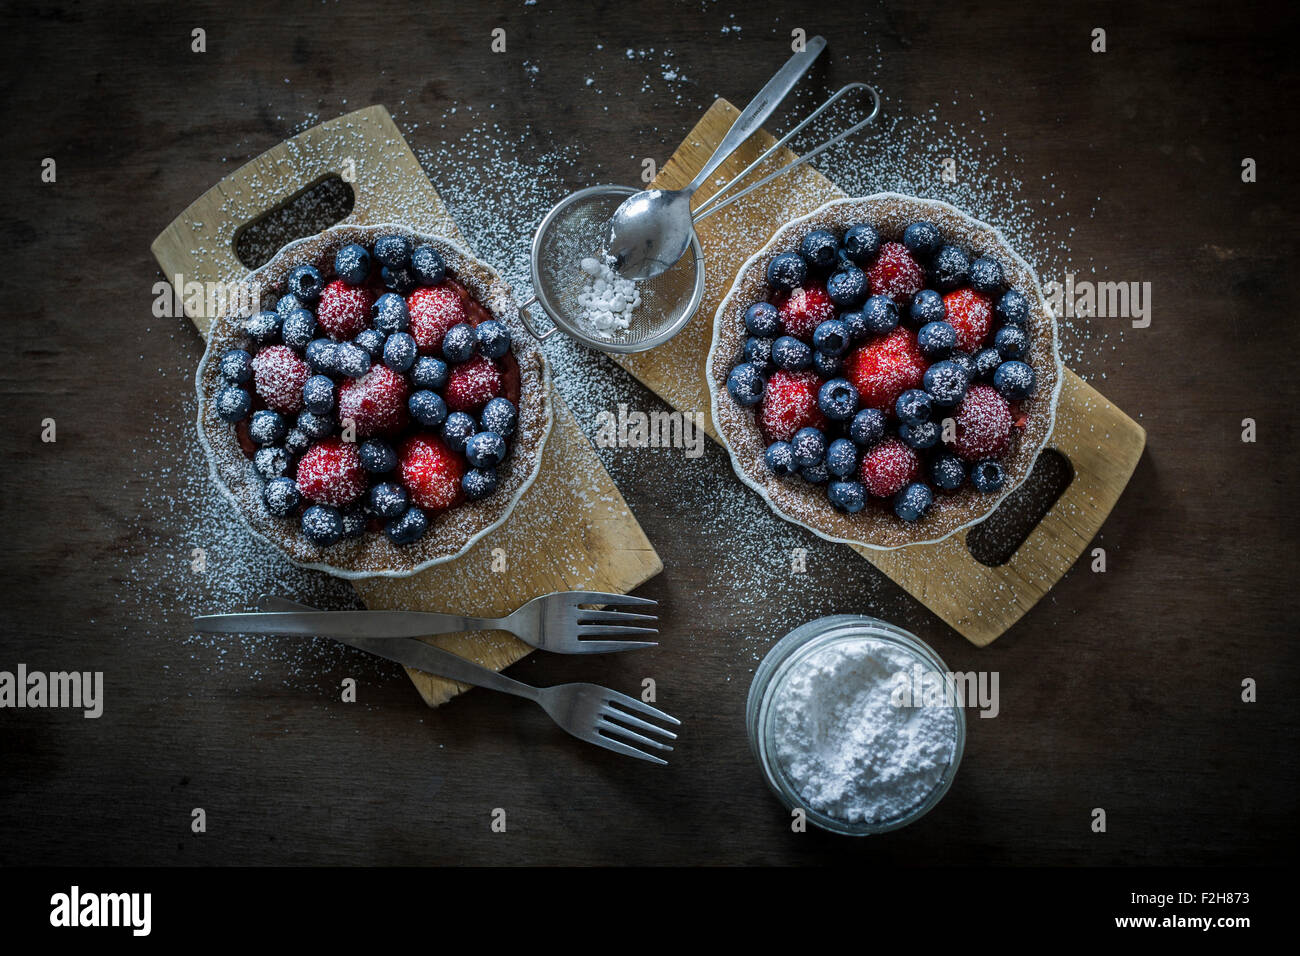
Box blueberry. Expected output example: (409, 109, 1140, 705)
(381, 264, 417, 295)
(993, 360, 1037, 399)
(245, 310, 281, 343)
(948, 350, 977, 379)
(476, 320, 511, 359)
(813, 351, 843, 377)
(766, 251, 808, 293)
(301, 504, 344, 546)
(931, 245, 970, 291)
(772, 335, 812, 371)
(923, 360, 969, 407)
(861, 294, 900, 335)
(283, 428, 311, 457)
(828, 478, 867, 513)
(764, 441, 797, 477)
(305, 338, 339, 375)
(903, 221, 943, 258)
(372, 292, 410, 333)
(411, 356, 449, 390)
(334, 342, 371, 378)
(408, 389, 448, 428)
(895, 388, 933, 426)
(275, 294, 304, 318)
(899, 420, 940, 450)
(441, 412, 476, 453)
(799, 230, 840, 272)
(826, 438, 860, 478)
(374, 235, 412, 269)
(215, 386, 251, 422)
(341, 506, 367, 539)
(801, 463, 830, 484)
(850, 407, 887, 447)
(907, 289, 946, 329)
(973, 347, 1003, 379)
(994, 325, 1028, 360)
(826, 265, 868, 308)
(219, 349, 253, 384)
(358, 438, 397, 473)
(842, 224, 881, 265)
(368, 482, 409, 520)
(249, 409, 288, 445)
(465, 431, 507, 468)
(481, 397, 518, 437)
(743, 301, 781, 337)
(791, 427, 827, 468)
(463, 467, 499, 500)
(286, 265, 323, 303)
(743, 335, 775, 373)
(281, 308, 318, 349)
(383, 331, 418, 372)
(917, 320, 957, 360)
(411, 245, 447, 285)
(931, 453, 967, 491)
(817, 378, 859, 421)
(385, 505, 429, 545)
(812, 319, 851, 356)
(263, 477, 301, 517)
(894, 482, 934, 522)
(334, 243, 372, 285)
(996, 288, 1029, 326)
(302, 375, 335, 415)
(726, 363, 765, 406)
(841, 311, 870, 341)
(442, 323, 477, 363)
(296, 409, 334, 440)
(354, 327, 386, 358)
(253, 446, 290, 480)
(969, 256, 1005, 294)
(971, 460, 1007, 493)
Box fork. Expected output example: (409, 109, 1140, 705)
(264, 596, 680, 764)
(192, 589, 658, 654)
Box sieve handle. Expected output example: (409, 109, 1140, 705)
(518, 296, 559, 341)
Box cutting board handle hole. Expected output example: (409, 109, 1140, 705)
(233, 174, 355, 270)
(965, 448, 1075, 567)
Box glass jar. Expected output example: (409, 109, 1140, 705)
(746, 614, 966, 836)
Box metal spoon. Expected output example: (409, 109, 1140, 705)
(605, 36, 827, 281)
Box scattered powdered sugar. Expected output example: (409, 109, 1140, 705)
(577, 255, 641, 333)
(772, 637, 957, 825)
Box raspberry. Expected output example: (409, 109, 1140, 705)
(943, 288, 994, 352)
(316, 279, 375, 340)
(444, 355, 503, 413)
(295, 438, 367, 506)
(843, 327, 929, 412)
(758, 369, 827, 444)
(337, 365, 409, 437)
(251, 345, 309, 414)
(952, 385, 1014, 462)
(408, 284, 467, 353)
(859, 438, 920, 498)
(399, 435, 465, 512)
(866, 242, 925, 303)
(773, 281, 836, 341)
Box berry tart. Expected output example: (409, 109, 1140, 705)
(197, 224, 551, 577)
(708, 195, 1062, 550)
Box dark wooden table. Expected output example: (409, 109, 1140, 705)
(1, 0, 1295, 866)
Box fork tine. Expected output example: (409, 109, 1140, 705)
(561, 591, 657, 607)
(583, 733, 669, 765)
(602, 689, 682, 725)
(574, 609, 658, 624)
(574, 640, 658, 653)
(596, 718, 674, 751)
(601, 704, 679, 739)
(576, 624, 659, 637)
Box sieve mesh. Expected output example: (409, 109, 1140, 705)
(530, 185, 704, 353)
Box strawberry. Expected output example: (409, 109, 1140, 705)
(773, 280, 835, 341)
(295, 438, 367, 506)
(952, 385, 1014, 462)
(943, 289, 994, 351)
(444, 355, 503, 413)
(399, 435, 465, 512)
(316, 279, 375, 340)
(251, 345, 309, 414)
(844, 327, 929, 412)
(408, 284, 467, 353)
(859, 438, 920, 498)
(337, 365, 409, 437)
(758, 369, 826, 443)
(866, 242, 925, 303)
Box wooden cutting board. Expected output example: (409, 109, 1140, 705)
(615, 99, 1146, 646)
(153, 105, 662, 704)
